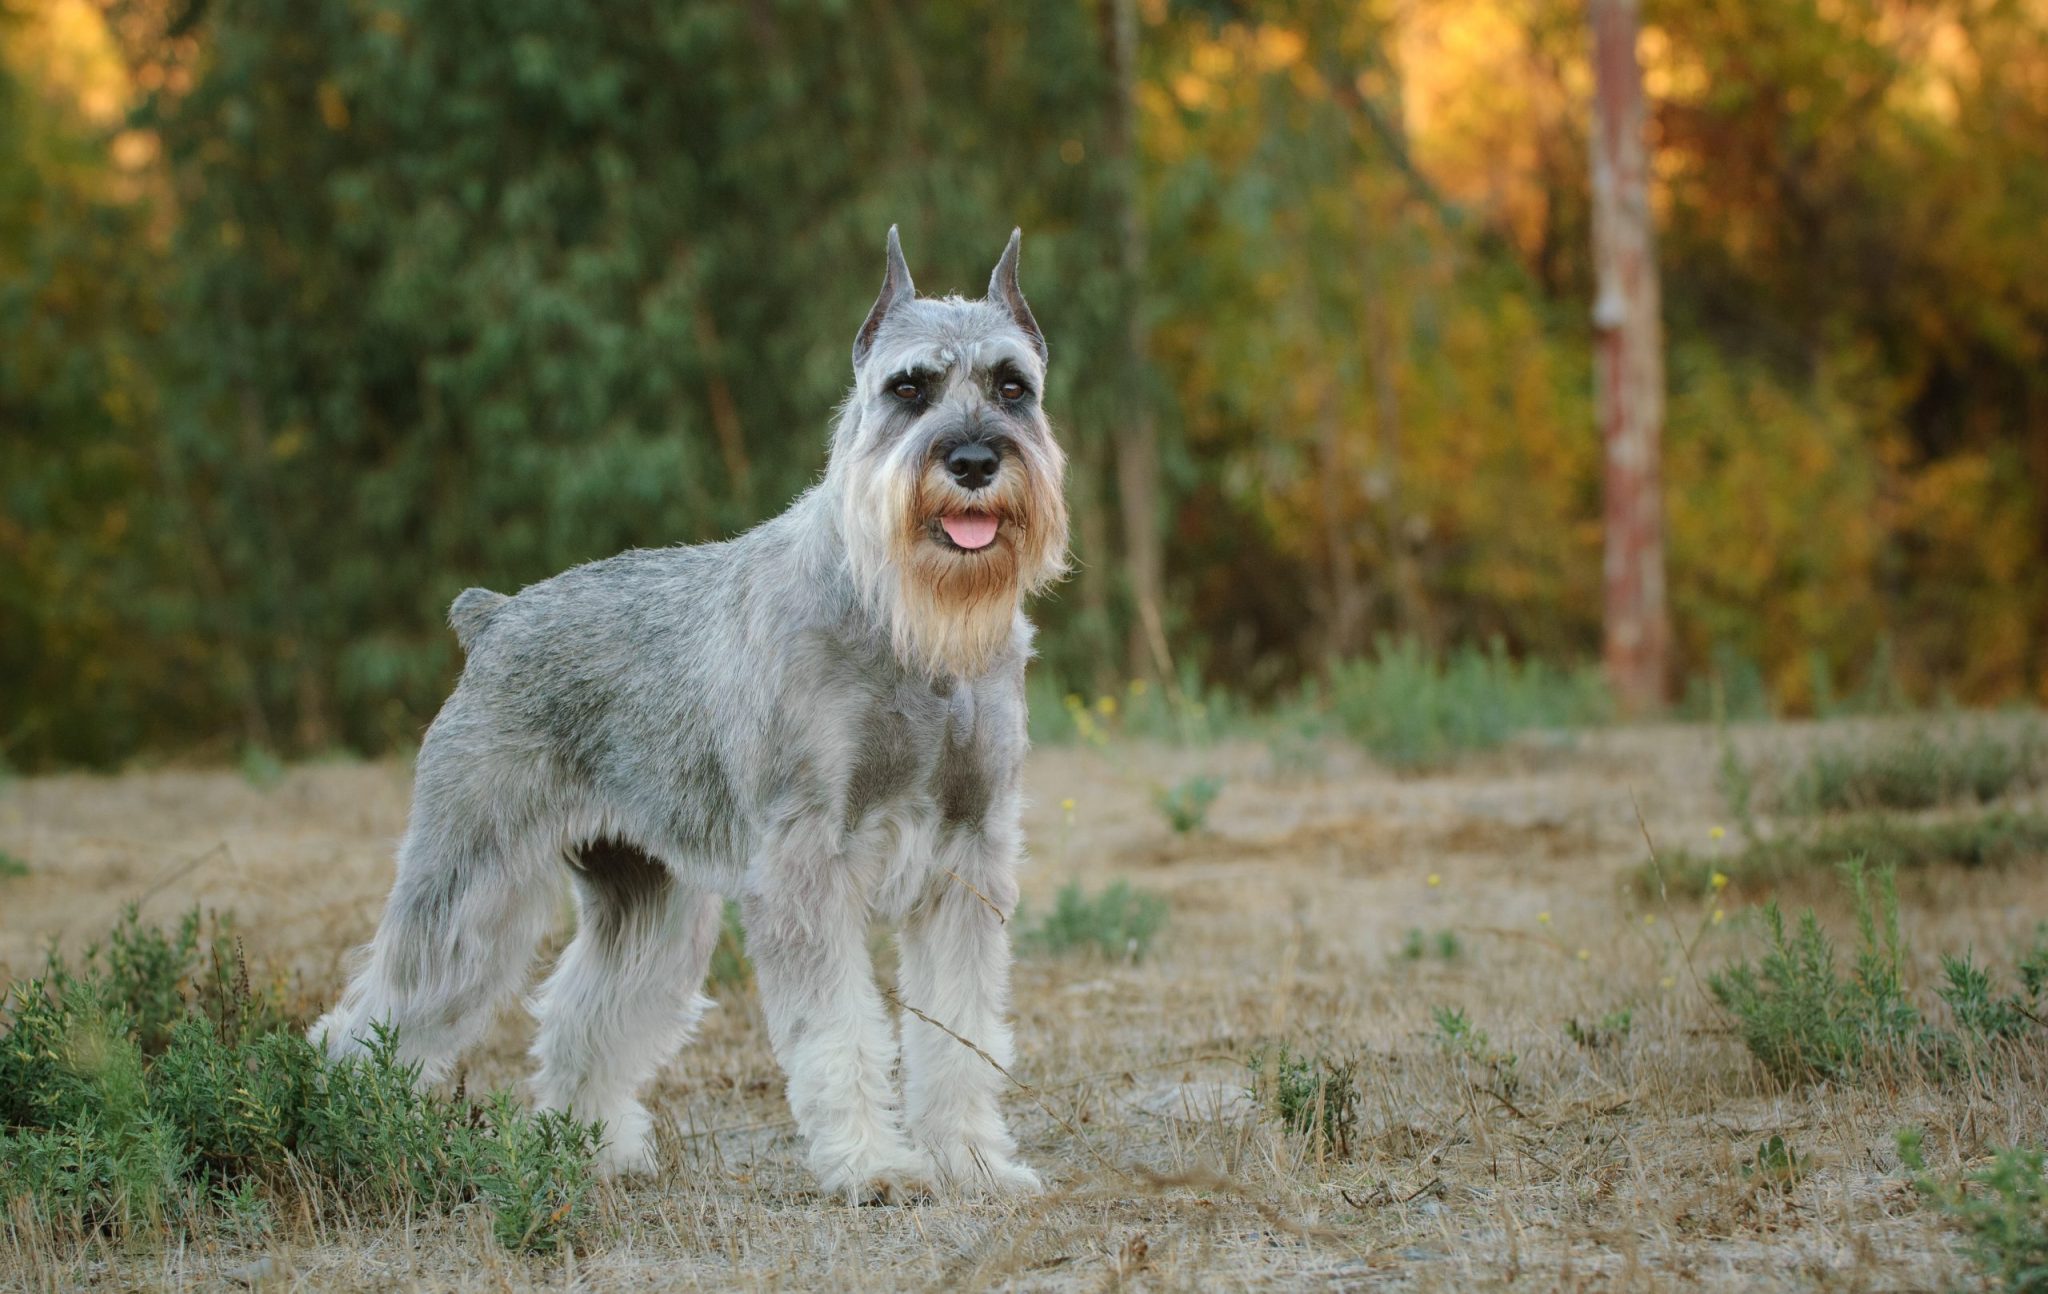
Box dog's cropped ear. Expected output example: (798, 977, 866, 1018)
(853, 225, 916, 369)
(986, 228, 1046, 365)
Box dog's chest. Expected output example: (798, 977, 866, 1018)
(842, 679, 988, 832)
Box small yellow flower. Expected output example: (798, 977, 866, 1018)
(1660, 975, 1676, 989)
(1643, 913, 1657, 925)
(1427, 873, 1441, 888)
(1060, 797, 1076, 813)
(1537, 911, 1552, 925)
(1064, 693, 1084, 711)
(1576, 948, 1591, 962)
(1710, 870, 1730, 891)
(1710, 825, 1727, 841)
(1095, 695, 1117, 717)
(1129, 678, 1148, 696)
(1712, 908, 1726, 925)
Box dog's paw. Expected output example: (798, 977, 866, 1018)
(587, 1102, 658, 1179)
(818, 1148, 938, 1206)
(593, 1131, 658, 1179)
(927, 1143, 1044, 1198)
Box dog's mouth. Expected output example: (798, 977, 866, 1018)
(933, 513, 1000, 552)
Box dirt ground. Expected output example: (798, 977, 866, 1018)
(3, 719, 2044, 1291)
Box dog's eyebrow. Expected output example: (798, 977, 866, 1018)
(884, 365, 944, 388)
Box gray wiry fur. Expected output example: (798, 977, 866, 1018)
(312, 228, 1067, 1202)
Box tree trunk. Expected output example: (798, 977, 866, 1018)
(1590, 0, 1669, 714)
(1105, 0, 1165, 683)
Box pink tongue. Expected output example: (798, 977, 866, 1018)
(941, 514, 999, 550)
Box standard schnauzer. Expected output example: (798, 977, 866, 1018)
(313, 228, 1068, 1202)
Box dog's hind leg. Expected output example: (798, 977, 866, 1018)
(312, 749, 559, 1084)
(529, 840, 722, 1177)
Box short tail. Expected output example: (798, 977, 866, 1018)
(449, 587, 509, 652)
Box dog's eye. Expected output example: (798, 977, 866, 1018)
(998, 380, 1026, 401)
(893, 382, 920, 401)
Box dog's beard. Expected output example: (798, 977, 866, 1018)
(840, 433, 1068, 678)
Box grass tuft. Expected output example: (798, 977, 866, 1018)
(1783, 725, 2045, 814)
(1295, 638, 1607, 770)
(1899, 1132, 2048, 1293)
(1708, 863, 2044, 1086)
(0, 907, 598, 1253)
(1639, 811, 2048, 898)
(1246, 1045, 1358, 1158)
(1153, 774, 1224, 834)
(1017, 880, 1167, 962)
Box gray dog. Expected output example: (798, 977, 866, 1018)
(313, 228, 1068, 1203)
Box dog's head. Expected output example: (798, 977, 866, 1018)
(832, 227, 1070, 678)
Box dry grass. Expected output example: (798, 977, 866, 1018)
(3, 718, 2045, 1290)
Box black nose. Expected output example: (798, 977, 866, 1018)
(945, 441, 1001, 491)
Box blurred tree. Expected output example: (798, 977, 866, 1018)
(1589, 0, 1670, 713)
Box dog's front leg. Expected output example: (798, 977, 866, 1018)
(743, 845, 932, 1204)
(896, 840, 1042, 1196)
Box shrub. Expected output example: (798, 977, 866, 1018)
(1246, 1045, 1357, 1158)
(1639, 811, 2048, 898)
(1900, 1132, 2048, 1293)
(1784, 725, 2045, 814)
(0, 849, 26, 878)
(1017, 881, 1167, 962)
(1708, 863, 2044, 1086)
(1153, 775, 1224, 834)
(0, 908, 599, 1254)
(1306, 638, 1607, 770)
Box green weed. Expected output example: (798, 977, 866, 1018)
(1740, 1134, 1810, 1191)
(1246, 1045, 1358, 1158)
(1708, 863, 2044, 1086)
(1017, 880, 1167, 962)
(1784, 726, 2045, 814)
(707, 899, 751, 989)
(1299, 638, 1607, 770)
(1564, 1008, 1633, 1050)
(1398, 928, 1463, 962)
(1153, 774, 1224, 834)
(1432, 1004, 1521, 1097)
(1640, 811, 2048, 898)
(0, 908, 598, 1253)
(0, 849, 26, 878)
(1899, 1131, 2048, 1293)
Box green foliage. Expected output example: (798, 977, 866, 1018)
(1431, 1004, 1520, 1096)
(1017, 880, 1166, 962)
(707, 899, 750, 990)
(1900, 1133, 2048, 1294)
(0, 848, 26, 878)
(0, 909, 597, 1253)
(1398, 928, 1463, 963)
(1715, 729, 1759, 843)
(8, 0, 2048, 766)
(1153, 774, 1224, 834)
(1245, 1045, 1357, 1158)
(1783, 726, 2046, 815)
(1564, 1009, 1633, 1050)
(1708, 864, 2043, 1087)
(1642, 812, 2048, 898)
(1739, 1134, 1809, 1192)
(1293, 639, 1607, 771)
